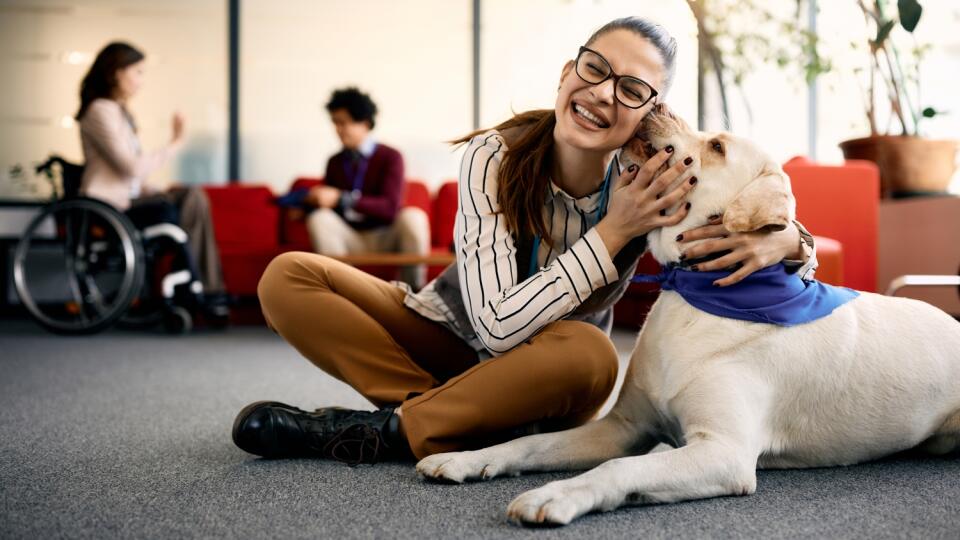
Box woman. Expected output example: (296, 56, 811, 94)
(76, 41, 228, 318)
(233, 17, 816, 463)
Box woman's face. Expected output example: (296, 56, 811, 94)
(114, 61, 145, 100)
(554, 29, 666, 153)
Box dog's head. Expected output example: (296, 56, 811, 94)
(620, 104, 796, 265)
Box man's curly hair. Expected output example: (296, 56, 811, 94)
(326, 87, 378, 129)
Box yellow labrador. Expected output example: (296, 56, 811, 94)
(416, 106, 960, 526)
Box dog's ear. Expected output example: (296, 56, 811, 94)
(723, 164, 796, 233)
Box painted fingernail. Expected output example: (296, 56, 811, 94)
(684, 157, 693, 166)
(691, 265, 699, 271)
(709, 214, 721, 221)
(659, 209, 666, 216)
(685, 202, 692, 211)
(628, 164, 637, 172)
(665, 145, 674, 153)
(689, 176, 698, 185)
(676, 234, 684, 241)
(679, 253, 686, 261)
(713, 282, 720, 287)
(656, 193, 661, 199)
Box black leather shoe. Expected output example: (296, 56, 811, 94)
(232, 401, 410, 464)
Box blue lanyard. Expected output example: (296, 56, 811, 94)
(343, 153, 369, 193)
(528, 159, 616, 278)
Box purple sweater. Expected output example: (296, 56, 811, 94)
(324, 143, 405, 230)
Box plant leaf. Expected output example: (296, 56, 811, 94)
(875, 19, 896, 44)
(922, 107, 937, 118)
(898, 0, 922, 32)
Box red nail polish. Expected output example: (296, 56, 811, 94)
(689, 176, 698, 185)
(684, 157, 693, 166)
(675, 234, 684, 241)
(691, 265, 699, 271)
(659, 209, 666, 216)
(685, 202, 692, 211)
(665, 145, 674, 153)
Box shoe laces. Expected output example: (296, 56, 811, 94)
(313, 423, 382, 466)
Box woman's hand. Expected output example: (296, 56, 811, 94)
(171, 111, 186, 145)
(595, 147, 697, 257)
(677, 216, 804, 287)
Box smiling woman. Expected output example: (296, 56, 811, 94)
(233, 16, 819, 467)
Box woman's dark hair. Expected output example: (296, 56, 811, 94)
(75, 42, 145, 121)
(326, 87, 378, 129)
(452, 17, 677, 245)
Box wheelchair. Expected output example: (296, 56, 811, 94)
(12, 156, 205, 334)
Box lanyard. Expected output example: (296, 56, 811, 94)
(528, 159, 616, 278)
(343, 153, 369, 193)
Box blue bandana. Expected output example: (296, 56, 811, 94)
(632, 263, 859, 326)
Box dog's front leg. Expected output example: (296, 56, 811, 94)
(508, 376, 765, 526)
(506, 434, 758, 525)
(416, 410, 655, 483)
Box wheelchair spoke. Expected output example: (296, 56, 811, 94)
(61, 210, 93, 326)
(82, 273, 108, 319)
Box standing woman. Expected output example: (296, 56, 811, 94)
(233, 17, 817, 463)
(76, 41, 228, 316)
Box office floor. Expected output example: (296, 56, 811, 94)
(1, 320, 958, 539)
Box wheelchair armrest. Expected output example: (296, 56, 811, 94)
(884, 275, 960, 297)
(141, 223, 188, 244)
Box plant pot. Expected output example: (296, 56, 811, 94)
(839, 135, 958, 197)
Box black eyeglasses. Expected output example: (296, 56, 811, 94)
(575, 46, 659, 109)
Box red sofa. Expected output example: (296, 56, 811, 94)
(206, 157, 874, 327)
(204, 179, 458, 299)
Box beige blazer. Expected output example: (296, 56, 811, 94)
(79, 98, 175, 210)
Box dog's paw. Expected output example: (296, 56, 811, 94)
(506, 482, 592, 526)
(416, 451, 504, 483)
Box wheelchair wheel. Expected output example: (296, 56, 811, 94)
(13, 198, 145, 334)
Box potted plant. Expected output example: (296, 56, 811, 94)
(837, 0, 957, 197)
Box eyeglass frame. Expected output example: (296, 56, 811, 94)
(574, 46, 659, 110)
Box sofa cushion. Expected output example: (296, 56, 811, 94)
(204, 185, 278, 250)
(432, 181, 458, 250)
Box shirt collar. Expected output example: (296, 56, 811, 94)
(356, 135, 377, 159)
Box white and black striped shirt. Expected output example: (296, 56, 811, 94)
(404, 131, 620, 356)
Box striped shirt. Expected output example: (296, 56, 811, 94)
(403, 130, 817, 357)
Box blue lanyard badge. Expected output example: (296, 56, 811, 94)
(528, 159, 616, 278)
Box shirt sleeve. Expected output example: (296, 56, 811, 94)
(782, 219, 818, 281)
(80, 100, 174, 181)
(455, 133, 619, 356)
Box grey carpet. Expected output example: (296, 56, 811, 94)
(1, 320, 958, 539)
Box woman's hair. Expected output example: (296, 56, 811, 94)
(453, 17, 677, 245)
(326, 87, 378, 129)
(75, 42, 145, 121)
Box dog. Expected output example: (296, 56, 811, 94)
(415, 105, 960, 526)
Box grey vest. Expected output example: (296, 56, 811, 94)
(433, 231, 647, 342)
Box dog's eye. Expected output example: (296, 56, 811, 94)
(711, 140, 724, 155)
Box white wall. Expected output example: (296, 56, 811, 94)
(0, 0, 228, 200)
(240, 0, 473, 193)
(240, 0, 699, 194)
(480, 0, 698, 134)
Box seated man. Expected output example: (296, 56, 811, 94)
(306, 87, 429, 289)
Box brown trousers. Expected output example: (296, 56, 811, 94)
(257, 252, 619, 459)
